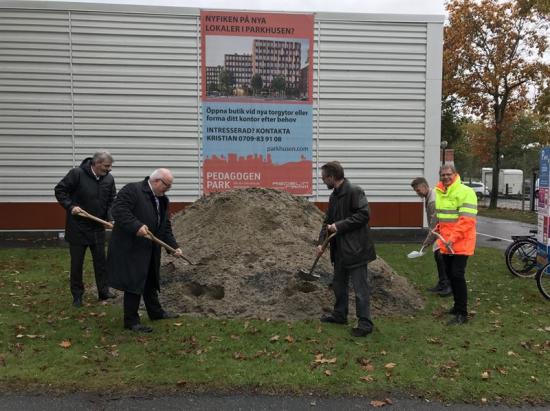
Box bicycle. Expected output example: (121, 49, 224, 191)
(504, 230, 538, 278)
(535, 263, 550, 300)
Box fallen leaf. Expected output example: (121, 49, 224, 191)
(59, 340, 72, 349)
(173, 322, 183, 327)
(233, 352, 247, 360)
(0, 355, 5, 367)
(285, 335, 294, 343)
(324, 369, 332, 376)
(370, 399, 392, 408)
(481, 371, 490, 380)
(176, 380, 187, 386)
(384, 362, 396, 370)
(270, 335, 280, 342)
(360, 375, 374, 382)
(314, 354, 337, 364)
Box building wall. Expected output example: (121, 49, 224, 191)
(0, 1, 444, 230)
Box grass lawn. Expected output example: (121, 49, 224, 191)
(0, 245, 549, 404)
(477, 207, 537, 225)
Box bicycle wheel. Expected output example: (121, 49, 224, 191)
(536, 263, 550, 300)
(505, 239, 538, 278)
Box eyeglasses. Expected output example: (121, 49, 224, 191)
(440, 173, 454, 177)
(158, 178, 172, 188)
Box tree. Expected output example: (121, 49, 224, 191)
(443, 0, 548, 208)
(218, 69, 234, 96)
(251, 73, 263, 96)
(271, 75, 286, 97)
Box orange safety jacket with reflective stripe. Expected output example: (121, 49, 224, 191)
(434, 174, 477, 255)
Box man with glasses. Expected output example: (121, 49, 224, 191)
(108, 168, 182, 333)
(317, 161, 376, 337)
(435, 164, 478, 325)
(54, 150, 116, 307)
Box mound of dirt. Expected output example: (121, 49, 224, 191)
(159, 188, 424, 321)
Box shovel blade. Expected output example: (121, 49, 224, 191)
(297, 269, 320, 281)
(407, 250, 425, 259)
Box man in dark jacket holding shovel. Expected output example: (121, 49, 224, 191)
(108, 168, 182, 333)
(318, 161, 376, 337)
(54, 150, 116, 307)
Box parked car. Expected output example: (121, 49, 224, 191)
(463, 181, 489, 200)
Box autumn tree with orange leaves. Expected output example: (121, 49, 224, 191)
(444, 0, 548, 208)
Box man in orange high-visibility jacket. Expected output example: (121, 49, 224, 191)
(435, 164, 477, 325)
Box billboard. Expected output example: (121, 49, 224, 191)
(201, 11, 314, 194)
(537, 147, 550, 265)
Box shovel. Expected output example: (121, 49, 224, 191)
(407, 245, 426, 259)
(144, 228, 197, 266)
(431, 229, 455, 254)
(76, 209, 113, 229)
(297, 232, 337, 281)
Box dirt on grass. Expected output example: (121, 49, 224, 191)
(159, 188, 424, 321)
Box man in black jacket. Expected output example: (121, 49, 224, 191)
(54, 150, 117, 307)
(317, 161, 376, 337)
(108, 168, 182, 333)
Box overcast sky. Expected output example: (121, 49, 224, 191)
(39, 0, 445, 15)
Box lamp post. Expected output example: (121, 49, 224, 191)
(441, 140, 448, 166)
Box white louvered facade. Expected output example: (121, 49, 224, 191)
(0, 2, 443, 207)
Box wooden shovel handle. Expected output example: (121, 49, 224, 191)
(76, 209, 113, 229)
(145, 228, 196, 265)
(307, 232, 337, 275)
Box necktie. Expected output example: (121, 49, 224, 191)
(154, 196, 160, 226)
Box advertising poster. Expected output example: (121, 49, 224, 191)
(537, 148, 550, 265)
(201, 11, 314, 194)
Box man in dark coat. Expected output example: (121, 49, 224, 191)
(317, 161, 377, 337)
(54, 150, 116, 307)
(108, 168, 182, 333)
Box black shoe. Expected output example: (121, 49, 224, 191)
(72, 296, 83, 308)
(426, 284, 442, 292)
(125, 324, 153, 333)
(151, 311, 179, 321)
(350, 327, 372, 337)
(447, 314, 468, 325)
(98, 291, 116, 300)
(438, 287, 453, 297)
(320, 314, 347, 325)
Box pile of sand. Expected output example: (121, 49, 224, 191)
(158, 188, 424, 321)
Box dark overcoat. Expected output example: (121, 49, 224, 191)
(320, 179, 376, 268)
(54, 158, 116, 245)
(107, 178, 178, 295)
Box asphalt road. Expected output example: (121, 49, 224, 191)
(0, 393, 547, 411)
(476, 215, 537, 251)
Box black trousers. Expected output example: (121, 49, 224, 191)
(123, 258, 165, 327)
(434, 249, 450, 288)
(442, 254, 469, 315)
(331, 261, 373, 331)
(69, 243, 108, 298)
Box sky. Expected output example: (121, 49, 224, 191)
(37, 0, 446, 15)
